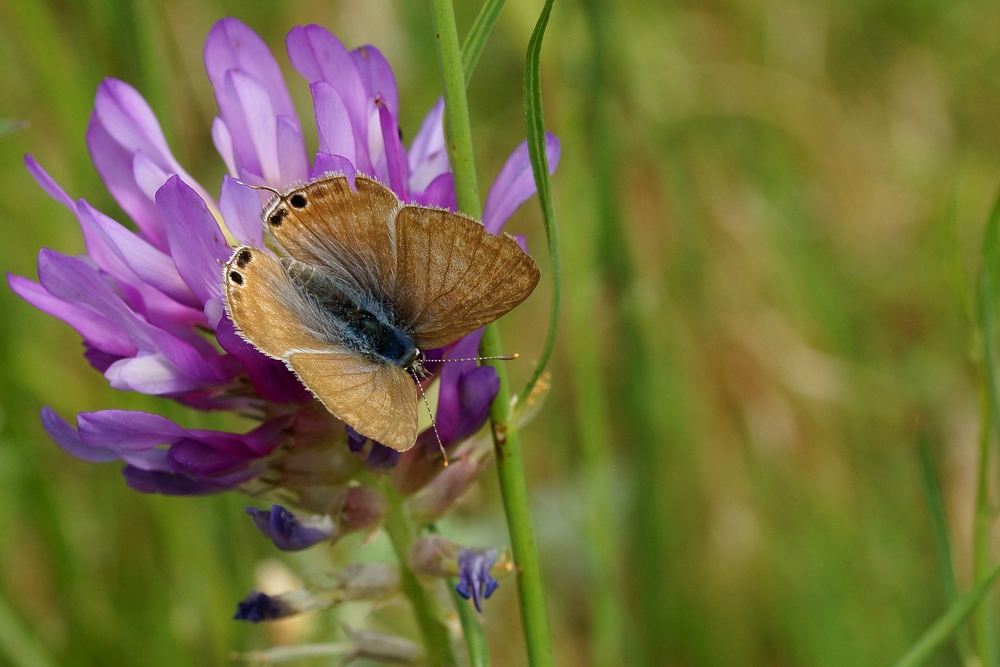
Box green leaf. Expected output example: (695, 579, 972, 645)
(517, 0, 560, 408)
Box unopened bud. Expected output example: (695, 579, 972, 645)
(406, 451, 491, 525)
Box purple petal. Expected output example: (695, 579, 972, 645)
(87, 114, 166, 248)
(455, 548, 499, 613)
(24, 155, 74, 210)
(169, 440, 249, 475)
(123, 466, 226, 495)
(215, 316, 312, 404)
(212, 118, 238, 176)
(482, 133, 561, 234)
(224, 69, 281, 186)
(412, 172, 456, 211)
(204, 19, 300, 131)
(155, 176, 230, 305)
(377, 101, 408, 198)
(77, 409, 186, 449)
(277, 116, 309, 185)
(247, 504, 335, 551)
(311, 82, 356, 164)
(234, 591, 294, 622)
(40, 407, 119, 463)
(219, 176, 265, 248)
(104, 354, 207, 394)
(310, 153, 357, 186)
(78, 201, 199, 308)
(286, 25, 371, 173)
(351, 45, 398, 117)
(407, 99, 448, 192)
(367, 443, 400, 469)
(8, 273, 137, 357)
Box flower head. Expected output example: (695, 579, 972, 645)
(11, 18, 558, 507)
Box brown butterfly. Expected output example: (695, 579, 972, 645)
(223, 174, 540, 452)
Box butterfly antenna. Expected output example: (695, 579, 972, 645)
(425, 353, 519, 363)
(410, 370, 449, 467)
(234, 179, 283, 197)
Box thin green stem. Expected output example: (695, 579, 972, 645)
(516, 0, 559, 409)
(382, 486, 458, 667)
(428, 525, 491, 667)
(429, 2, 555, 665)
(893, 559, 1000, 667)
(461, 0, 506, 87)
(917, 432, 973, 662)
(974, 185, 1000, 665)
(429, 0, 481, 218)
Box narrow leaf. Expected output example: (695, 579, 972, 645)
(517, 0, 560, 408)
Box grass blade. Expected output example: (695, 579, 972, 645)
(916, 431, 972, 662)
(461, 0, 506, 87)
(516, 0, 559, 408)
(893, 558, 1000, 667)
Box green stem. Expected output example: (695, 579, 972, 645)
(893, 559, 1000, 667)
(428, 524, 491, 667)
(382, 486, 458, 667)
(429, 2, 555, 665)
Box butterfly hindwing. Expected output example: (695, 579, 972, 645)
(393, 205, 541, 349)
(288, 350, 418, 451)
(263, 175, 401, 304)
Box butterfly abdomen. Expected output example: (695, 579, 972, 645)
(282, 257, 416, 368)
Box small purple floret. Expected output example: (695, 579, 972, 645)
(246, 504, 334, 551)
(454, 548, 499, 612)
(234, 590, 292, 622)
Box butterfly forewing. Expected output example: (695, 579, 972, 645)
(288, 351, 418, 451)
(264, 175, 401, 304)
(393, 206, 541, 349)
(224, 246, 326, 359)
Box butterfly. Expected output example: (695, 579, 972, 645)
(223, 174, 540, 452)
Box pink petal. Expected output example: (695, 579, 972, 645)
(310, 152, 357, 188)
(8, 273, 137, 356)
(351, 45, 399, 117)
(154, 176, 230, 305)
(219, 176, 265, 248)
(311, 82, 356, 164)
(482, 133, 561, 234)
(204, 18, 300, 132)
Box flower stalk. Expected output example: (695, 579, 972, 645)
(430, 1, 555, 666)
(382, 483, 458, 667)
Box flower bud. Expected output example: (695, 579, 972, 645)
(246, 505, 336, 551)
(406, 450, 492, 525)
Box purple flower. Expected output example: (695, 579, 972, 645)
(10, 18, 559, 498)
(234, 591, 294, 622)
(455, 548, 500, 613)
(247, 505, 335, 551)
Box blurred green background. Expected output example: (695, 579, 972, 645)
(1, 0, 998, 665)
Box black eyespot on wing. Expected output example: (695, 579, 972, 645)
(269, 208, 287, 227)
(235, 249, 252, 268)
(229, 270, 244, 286)
(289, 193, 307, 209)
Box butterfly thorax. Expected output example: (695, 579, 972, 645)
(282, 258, 417, 368)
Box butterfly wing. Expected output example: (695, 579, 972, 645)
(393, 206, 541, 349)
(288, 351, 418, 452)
(263, 175, 401, 304)
(224, 246, 419, 451)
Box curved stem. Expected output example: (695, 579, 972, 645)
(382, 486, 458, 667)
(428, 2, 555, 666)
